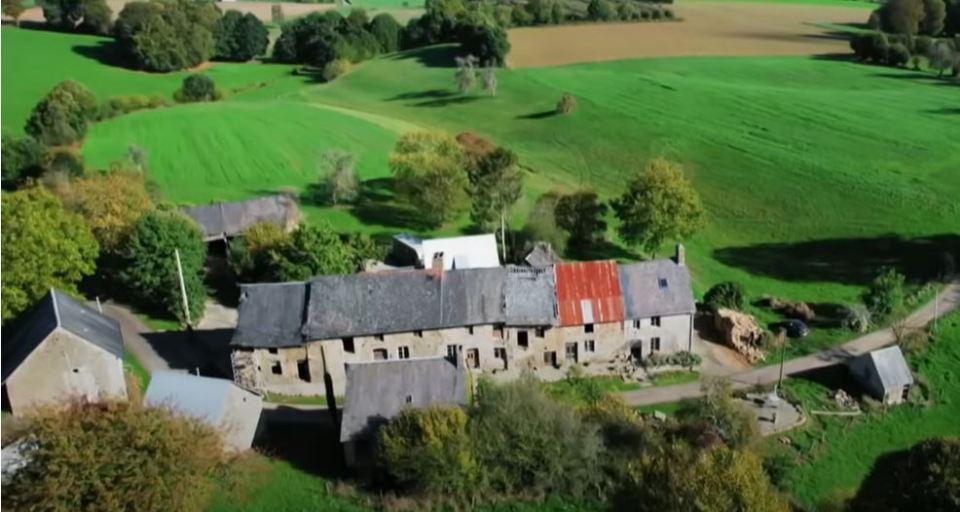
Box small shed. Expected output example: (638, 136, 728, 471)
(1, 289, 127, 415)
(848, 346, 914, 405)
(145, 371, 263, 451)
(339, 357, 465, 468)
(180, 194, 299, 242)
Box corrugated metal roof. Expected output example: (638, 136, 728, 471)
(618, 259, 696, 318)
(554, 261, 624, 326)
(231, 282, 309, 348)
(340, 357, 465, 442)
(867, 346, 914, 391)
(2, 289, 124, 382)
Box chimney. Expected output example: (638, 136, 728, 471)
(674, 243, 685, 266)
(431, 251, 445, 272)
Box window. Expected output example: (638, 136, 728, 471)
(467, 326, 474, 335)
(543, 351, 557, 365)
(447, 344, 459, 359)
(584, 340, 595, 352)
(651, 337, 661, 352)
(494, 347, 506, 360)
(584, 323, 594, 333)
(405, 395, 413, 404)
(271, 361, 282, 375)
(268, 348, 278, 355)
(398, 346, 410, 359)
(494, 326, 504, 339)
(633, 319, 642, 329)
(374, 334, 384, 341)
(517, 330, 529, 348)
(651, 316, 661, 327)
(535, 327, 546, 338)
(658, 278, 668, 290)
(373, 348, 388, 360)
(342, 337, 355, 353)
(296, 359, 311, 382)
(414, 330, 423, 338)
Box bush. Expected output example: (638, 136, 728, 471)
(843, 303, 872, 333)
(676, 378, 760, 450)
(174, 74, 221, 103)
(98, 94, 170, 120)
(618, 2, 639, 20)
(704, 281, 745, 310)
(25, 80, 98, 146)
(888, 41, 911, 65)
(228, 221, 288, 282)
(556, 92, 577, 114)
(115, 0, 219, 72)
(378, 406, 478, 497)
(322, 58, 353, 81)
(862, 267, 906, 319)
(644, 351, 702, 368)
(214, 11, 268, 61)
(471, 377, 605, 498)
(2, 400, 229, 512)
(587, 0, 617, 20)
(1, 133, 46, 184)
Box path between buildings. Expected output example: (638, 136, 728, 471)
(98, 303, 170, 373)
(621, 281, 960, 407)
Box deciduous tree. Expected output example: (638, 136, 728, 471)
(611, 158, 703, 254)
(1, 187, 98, 321)
(25, 80, 99, 146)
(389, 131, 470, 226)
(2, 0, 26, 26)
(228, 221, 288, 282)
(214, 11, 268, 61)
(368, 12, 401, 52)
(269, 223, 355, 280)
(555, 189, 607, 248)
(851, 437, 960, 512)
(1, 133, 45, 184)
(318, 149, 359, 205)
(174, 74, 221, 102)
(120, 210, 206, 324)
(862, 266, 906, 319)
(116, 0, 220, 72)
(39, 0, 112, 34)
(467, 146, 523, 232)
(676, 378, 760, 450)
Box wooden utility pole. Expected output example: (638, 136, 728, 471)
(500, 208, 507, 263)
(174, 249, 192, 326)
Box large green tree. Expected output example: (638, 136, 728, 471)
(389, 131, 470, 226)
(115, 0, 220, 72)
(555, 189, 607, 249)
(368, 12, 402, 52)
(468, 146, 523, 232)
(268, 223, 354, 281)
(611, 157, 704, 254)
(227, 221, 288, 282)
(851, 437, 960, 511)
(1, 133, 45, 184)
(214, 10, 268, 61)
(25, 80, 98, 146)
(1, 187, 98, 321)
(39, 0, 112, 34)
(120, 210, 206, 324)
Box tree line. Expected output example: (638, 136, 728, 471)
(853, 0, 960, 77)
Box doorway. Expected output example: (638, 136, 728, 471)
(466, 348, 479, 368)
(543, 350, 557, 367)
(565, 342, 578, 363)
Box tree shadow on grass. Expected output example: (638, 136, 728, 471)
(71, 40, 137, 70)
(713, 234, 960, 287)
(566, 239, 639, 262)
(927, 107, 960, 115)
(385, 44, 460, 68)
(791, 364, 868, 398)
(517, 110, 557, 120)
(386, 89, 456, 101)
(256, 408, 351, 480)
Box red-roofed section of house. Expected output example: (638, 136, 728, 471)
(554, 261, 624, 326)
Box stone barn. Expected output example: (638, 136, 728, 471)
(848, 345, 914, 405)
(2, 289, 127, 415)
(180, 194, 300, 243)
(339, 357, 466, 468)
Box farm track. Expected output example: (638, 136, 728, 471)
(508, 1, 869, 67)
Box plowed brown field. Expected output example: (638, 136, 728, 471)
(507, 2, 868, 67)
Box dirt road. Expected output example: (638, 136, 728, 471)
(508, 2, 870, 67)
(621, 281, 960, 407)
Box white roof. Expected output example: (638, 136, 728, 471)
(397, 233, 500, 270)
(866, 346, 914, 391)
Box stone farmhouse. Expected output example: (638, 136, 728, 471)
(230, 245, 695, 398)
(2, 289, 127, 415)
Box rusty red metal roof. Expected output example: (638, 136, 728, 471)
(554, 261, 624, 326)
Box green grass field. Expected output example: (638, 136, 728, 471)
(777, 312, 960, 507)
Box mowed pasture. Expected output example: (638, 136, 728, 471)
(508, 1, 871, 67)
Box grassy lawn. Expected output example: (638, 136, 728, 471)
(263, 392, 330, 406)
(123, 352, 150, 391)
(635, 399, 687, 416)
(543, 375, 642, 405)
(649, 370, 700, 386)
(775, 311, 960, 508)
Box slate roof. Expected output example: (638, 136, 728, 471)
(554, 261, 624, 326)
(618, 259, 697, 319)
(180, 195, 296, 240)
(231, 282, 310, 348)
(393, 233, 500, 270)
(2, 289, 124, 382)
(863, 346, 914, 391)
(524, 242, 560, 268)
(504, 266, 557, 325)
(303, 268, 505, 340)
(340, 357, 465, 442)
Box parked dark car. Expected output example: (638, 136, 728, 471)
(783, 319, 809, 338)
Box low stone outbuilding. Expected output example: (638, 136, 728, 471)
(180, 194, 299, 242)
(848, 345, 914, 405)
(339, 357, 466, 468)
(145, 371, 263, 451)
(1, 289, 127, 415)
